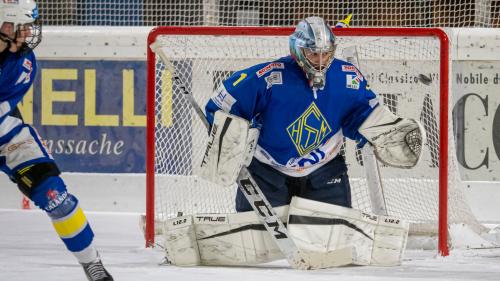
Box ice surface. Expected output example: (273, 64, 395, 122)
(1, 209, 500, 281)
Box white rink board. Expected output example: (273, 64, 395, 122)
(0, 173, 499, 222)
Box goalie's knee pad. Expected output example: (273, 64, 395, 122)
(12, 162, 61, 199)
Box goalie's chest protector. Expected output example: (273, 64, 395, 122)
(210, 57, 376, 170)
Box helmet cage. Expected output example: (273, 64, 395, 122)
(289, 16, 336, 89)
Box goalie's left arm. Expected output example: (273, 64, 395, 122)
(358, 105, 426, 168)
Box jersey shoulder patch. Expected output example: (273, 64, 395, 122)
(264, 71, 283, 89)
(341, 64, 364, 81)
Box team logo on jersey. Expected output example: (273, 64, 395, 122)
(286, 102, 332, 156)
(346, 74, 360, 90)
(256, 62, 284, 77)
(212, 84, 236, 112)
(264, 71, 282, 89)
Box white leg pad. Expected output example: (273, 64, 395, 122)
(163, 215, 201, 266)
(370, 215, 409, 266)
(194, 207, 287, 266)
(288, 197, 408, 267)
(163, 207, 288, 266)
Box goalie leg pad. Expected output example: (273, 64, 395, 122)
(359, 105, 426, 168)
(288, 196, 408, 267)
(163, 215, 201, 266)
(288, 196, 374, 265)
(163, 207, 288, 266)
(198, 110, 259, 187)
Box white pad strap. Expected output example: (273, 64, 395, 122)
(198, 111, 259, 187)
(288, 197, 409, 266)
(359, 105, 426, 168)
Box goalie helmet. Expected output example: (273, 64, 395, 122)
(289, 16, 336, 89)
(0, 0, 42, 53)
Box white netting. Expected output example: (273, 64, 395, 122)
(148, 29, 485, 238)
(39, 0, 500, 27)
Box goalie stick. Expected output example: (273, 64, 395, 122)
(151, 47, 355, 269)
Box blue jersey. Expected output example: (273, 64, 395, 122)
(205, 56, 378, 176)
(0, 51, 37, 122)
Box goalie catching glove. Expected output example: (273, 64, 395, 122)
(359, 105, 426, 168)
(198, 110, 259, 187)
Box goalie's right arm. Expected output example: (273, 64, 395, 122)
(358, 105, 426, 168)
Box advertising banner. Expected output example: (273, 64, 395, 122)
(20, 60, 147, 173)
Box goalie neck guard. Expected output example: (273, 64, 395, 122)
(289, 16, 336, 89)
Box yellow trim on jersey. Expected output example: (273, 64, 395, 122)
(52, 207, 88, 238)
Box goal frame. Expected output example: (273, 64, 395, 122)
(145, 26, 450, 256)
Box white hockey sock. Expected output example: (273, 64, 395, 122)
(74, 244, 99, 264)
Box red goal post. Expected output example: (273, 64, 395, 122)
(146, 26, 464, 257)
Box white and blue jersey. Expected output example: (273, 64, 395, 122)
(1, 51, 96, 255)
(205, 56, 379, 177)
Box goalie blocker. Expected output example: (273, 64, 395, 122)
(163, 197, 409, 268)
(359, 105, 426, 168)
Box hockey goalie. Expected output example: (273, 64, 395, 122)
(163, 16, 424, 269)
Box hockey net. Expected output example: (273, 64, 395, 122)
(146, 27, 485, 256)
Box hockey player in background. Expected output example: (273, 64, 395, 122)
(203, 16, 424, 212)
(0, 1, 113, 280)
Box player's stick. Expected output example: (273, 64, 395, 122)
(153, 46, 354, 270)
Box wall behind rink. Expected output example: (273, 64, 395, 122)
(451, 28, 500, 181)
(2, 27, 497, 219)
(29, 27, 499, 180)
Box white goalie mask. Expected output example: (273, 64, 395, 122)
(289, 17, 336, 89)
(0, 0, 42, 53)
